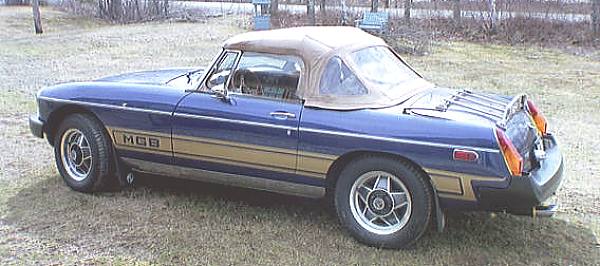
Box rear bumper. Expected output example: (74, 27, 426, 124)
(478, 133, 564, 215)
(29, 114, 44, 139)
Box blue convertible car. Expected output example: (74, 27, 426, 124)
(29, 27, 564, 248)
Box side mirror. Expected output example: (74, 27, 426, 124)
(209, 74, 225, 86)
(211, 84, 229, 101)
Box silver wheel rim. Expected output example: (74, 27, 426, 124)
(60, 128, 93, 181)
(349, 171, 412, 235)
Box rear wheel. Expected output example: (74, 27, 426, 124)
(334, 156, 433, 248)
(53, 114, 114, 192)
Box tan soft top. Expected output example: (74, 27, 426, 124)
(223, 27, 432, 110)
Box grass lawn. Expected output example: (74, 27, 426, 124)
(0, 6, 598, 265)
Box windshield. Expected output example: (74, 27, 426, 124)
(349, 46, 425, 97)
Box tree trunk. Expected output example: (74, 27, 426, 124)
(271, 0, 279, 16)
(340, 0, 348, 25)
(371, 0, 378, 12)
(404, 0, 411, 22)
(134, 0, 141, 20)
(32, 0, 43, 34)
(319, 0, 325, 15)
(487, 0, 497, 32)
(593, 0, 600, 36)
(453, 0, 461, 23)
(164, 0, 169, 17)
(307, 0, 315, 25)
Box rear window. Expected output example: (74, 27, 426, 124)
(319, 57, 367, 96)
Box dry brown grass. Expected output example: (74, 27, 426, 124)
(0, 6, 599, 265)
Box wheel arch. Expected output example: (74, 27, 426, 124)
(45, 104, 129, 188)
(325, 150, 432, 197)
(45, 104, 105, 146)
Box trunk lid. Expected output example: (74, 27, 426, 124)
(406, 88, 541, 171)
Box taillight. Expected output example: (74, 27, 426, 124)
(526, 99, 547, 135)
(496, 128, 523, 176)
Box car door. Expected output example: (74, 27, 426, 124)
(171, 51, 311, 186)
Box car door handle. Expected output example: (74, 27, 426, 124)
(269, 111, 296, 120)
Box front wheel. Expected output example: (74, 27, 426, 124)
(334, 156, 434, 248)
(53, 114, 115, 192)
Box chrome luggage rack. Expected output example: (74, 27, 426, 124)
(440, 90, 527, 129)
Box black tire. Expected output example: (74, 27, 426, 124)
(334, 156, 434, 249)
(53, 113, 114, 192)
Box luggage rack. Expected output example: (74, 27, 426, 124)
(441, 90, 527, 128)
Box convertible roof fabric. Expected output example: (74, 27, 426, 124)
(223, 26, 432, 110)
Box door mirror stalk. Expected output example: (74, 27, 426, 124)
(211, 85, 230, 102)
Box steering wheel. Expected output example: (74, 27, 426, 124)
(239, 70, 263, 96)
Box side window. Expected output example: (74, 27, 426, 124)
(229, 52, 303, 101)
(319, 57, 367, 96)
(205, 51, 238, 91)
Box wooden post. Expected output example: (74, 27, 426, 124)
(32, 0, 43, 34)
(307, 0, 315, 25)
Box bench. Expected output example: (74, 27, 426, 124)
(355, 12, 389, 33)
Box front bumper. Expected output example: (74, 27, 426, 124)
(29, 114, 44, 139)
(478, 133, 564, 215)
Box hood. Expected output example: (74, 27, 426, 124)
(95, 68, 198, 85)
(404, 87, 514, 126)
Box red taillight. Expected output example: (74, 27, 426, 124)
(496, 128, 523, 176)
(526, 100, 547, 135)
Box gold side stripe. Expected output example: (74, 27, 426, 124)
(107, 127, 334, 179)
(424, 168, 506, 202)
(430, 174, 463, 195)
(172, 137, 298, 171)
(174, 133, 296, 156)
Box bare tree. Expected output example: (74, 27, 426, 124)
(453, 0, 461, 23)
(32, 0, 43, 34)
(486, 0, 497, 32)
(340, 0, 349, 25)
(271, 0, 278, 16)
(319, 0, 325, 15)
(593, 0, 600, 36)
(95, 0, 169, 23)
(404, 0, 411, 22)
(371, 0, 378, 12)
(307, 0, 315, 25)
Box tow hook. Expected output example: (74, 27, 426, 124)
(532, 204, 558, 218)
